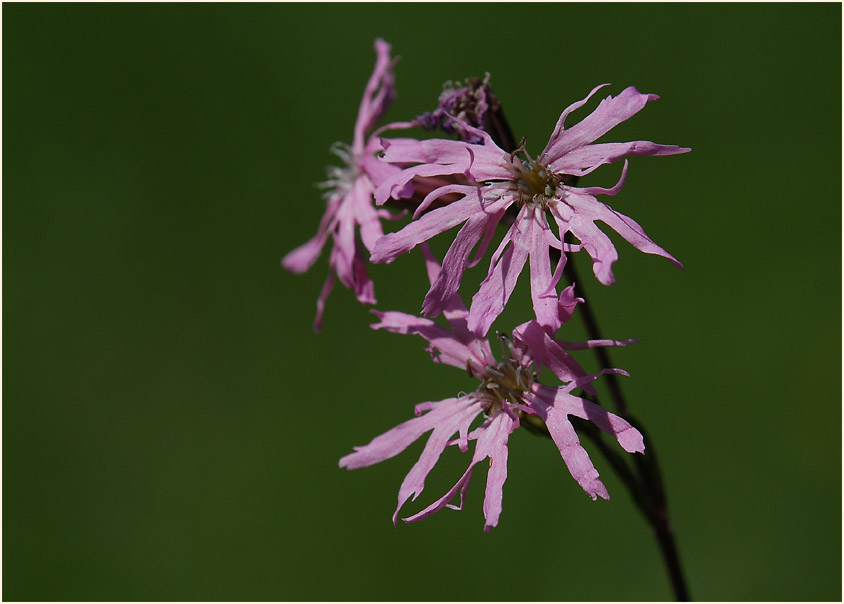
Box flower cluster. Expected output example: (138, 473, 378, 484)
(282, 39, 688, 530)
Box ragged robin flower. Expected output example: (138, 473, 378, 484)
(339, 246, 643, 531)
(281, 38, 404, 331)
(371, 84, 690, 336)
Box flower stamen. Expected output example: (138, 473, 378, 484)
(477, 333, 537, 413)
(505, 141, 562, 210)
(318, 142, 359, 197)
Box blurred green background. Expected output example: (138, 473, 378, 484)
(4, 3, 841, 601)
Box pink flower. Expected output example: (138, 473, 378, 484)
(339, 247, 644, 531)
(371, 85, 690, 336)
(282, 39, 404, 331)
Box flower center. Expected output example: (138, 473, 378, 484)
(506, 143, 562, 210)
(477, 334, 536, 413)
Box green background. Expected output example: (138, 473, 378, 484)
(4, 3, 841, 601)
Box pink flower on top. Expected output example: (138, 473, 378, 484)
(282, 39, 404, 331)
(371, 85, 690, 336)
(339, 246, 643, 531)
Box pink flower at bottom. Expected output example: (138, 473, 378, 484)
(339, 247, 644, 531)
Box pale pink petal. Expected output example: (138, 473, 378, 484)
(394, 396, 485, 524)
(468, 205, 507, 268)
(570, 367, 630, 391)
(403, 412, 516, 530)
(379, 135, 475, 164)
(467, 237, 529, 337)
(480, 412, 516, 531)
(348, 177, 384, 253)
(281, 233, 328, 275)
(370, 187, 489, 265)
(542, 83, 610, 158)
(483, 214, 514, 274)
(352, 39, 395, 153)
(380, 136, 509, 180)
(349, 246, 376, 305)
(330, 209, 360, 292)
(413, 183, 479, 219)
(552, 199, 619, 285)
(526, 206, 562, 331)
(419, 244, 496, 366)
(404, 464, 475, 523)
(565, 191, 684, 270)
(422, 209, 500, 318)
(281, 195, 341, 273)
(359, 147, 404, 191)
(533, 385, 645, 454)
(327, 240, 375, 307)
(557, 283, 585, 324)
(339, 396, 467, 471)
(370, 310, 483, 373)
(542, 87, 659, 164)
(559, 336, 639, 350)
(373, 153, 470, 206)
(546, 246, 569, 303)
(512, 319, 590, 388)
(528, 390, 609, 500)
(313, 270, 335, 333)
(577, 159, 629, 197)
(548, 140, 691, 176)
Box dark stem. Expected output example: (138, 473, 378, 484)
(626, 415, 691, 602)
(562, 253, 690, 602)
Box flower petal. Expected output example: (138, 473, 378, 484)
(467, 208, 532, 336)
(481, 412, 516, 531)
(370, 310, 486, 374)
(419, 244, 497, 366)
(557, 283, 585, 324)
(313, 270, 336, 333)
(380, 134, 510, 182)
(348, 177, 384, 253)
(281, 195, 342, 273)
(534, 385, 644, 454)
(402, 411, 516, 530)
(413, 183, 479, 220)
(565, 191, 683, 271)
(552, 198, 619, 285)
(352, 39, 395, 153)
(373, 157, 468, 206)
(526, 206, 563, 331)
(528, 389, 609, 500)
(512, 319, 591, 389)
(542, 83, 610, 158)
(393, 396, 485, 524)
(422, 207, 503, 318)
(371, 186, 505, 265)
(548, 140, 691, 177)
(339, 396, 468, 471)
(541, 86, 659, 164)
